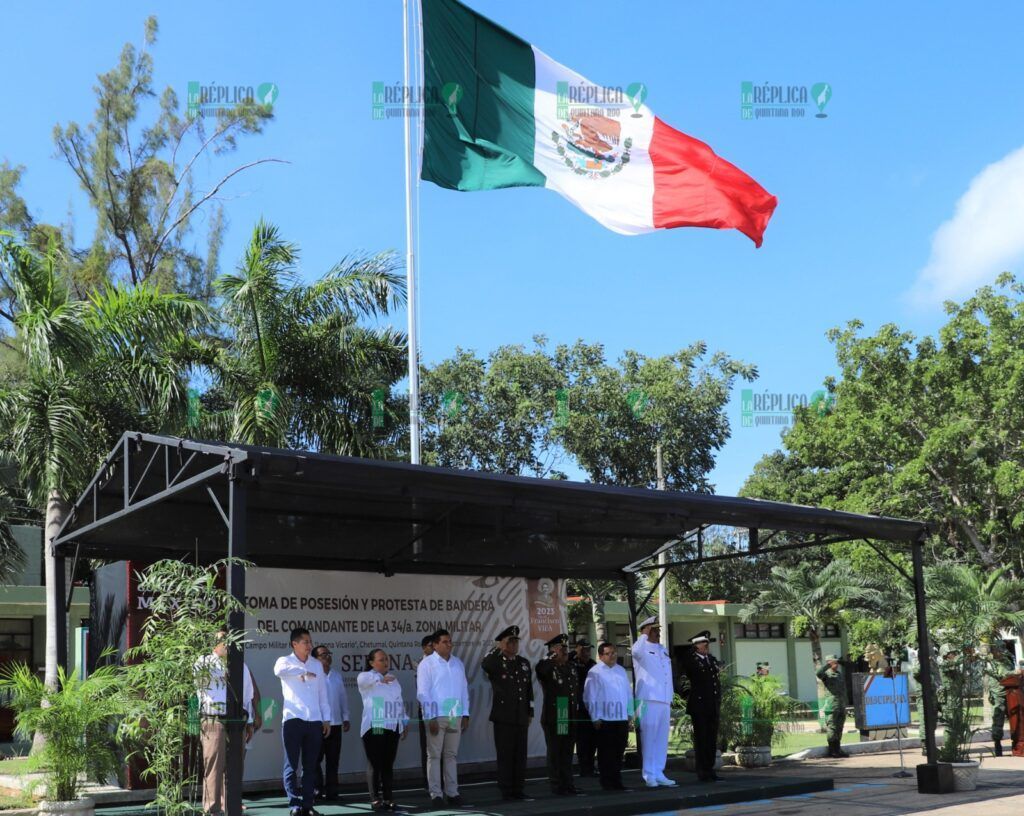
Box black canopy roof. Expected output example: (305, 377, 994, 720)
(53, 432, 929, 580)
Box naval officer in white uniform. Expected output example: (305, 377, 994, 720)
(631, 615, 676, 787)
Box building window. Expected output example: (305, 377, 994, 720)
(0, 619, 32, 662)
(734, 622, 785, 639)
(822, 624, 840, 638)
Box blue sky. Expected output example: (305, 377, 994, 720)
(3, 1, 1024, 495)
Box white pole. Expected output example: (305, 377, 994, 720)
(402, 0, 420, 465)
(657, 444, 669, 639)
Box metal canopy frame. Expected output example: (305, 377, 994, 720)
(48, 432, 940, 812)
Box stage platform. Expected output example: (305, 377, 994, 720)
(97, 767, 834, 815)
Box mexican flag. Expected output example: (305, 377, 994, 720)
(421, 0, 778, 246)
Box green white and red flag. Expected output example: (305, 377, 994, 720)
(421, 0, 778, 246)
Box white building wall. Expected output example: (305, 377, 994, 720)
(733, 640, 790, 689)
(794, 639, 843, 701)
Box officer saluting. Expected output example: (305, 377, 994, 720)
(679, 630, 722, 782)
(632, 615, 676, 788)
(536, 633, 581, 796)
(481, 625, 534, 801)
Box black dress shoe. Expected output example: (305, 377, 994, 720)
(429, 797, 445, 808)
(511, 793, 534, 801)
(445, 795, 464, 807)
(289, 809, 303, 816)
(567, 786, 584, 796)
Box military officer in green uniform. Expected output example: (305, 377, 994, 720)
(536, 633, 580, 796)
(816, 654, 849, 758)
(481, 625, 534, 801)
(983, 642, 1012, 756)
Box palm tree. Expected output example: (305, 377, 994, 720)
(0, 232, 204, 691)
(925, 563, 1024, 733)
(201, 220, 407, 455)
(740, 559, 881, 709)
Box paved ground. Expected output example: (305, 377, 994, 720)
(674, 749, 1024, 815)
(89, 746, 1024, 816)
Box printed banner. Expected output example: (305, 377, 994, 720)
(242, 569, 564, 782)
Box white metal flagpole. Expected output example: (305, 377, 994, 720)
(402, 0, 420, 464)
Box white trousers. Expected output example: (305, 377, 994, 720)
(639, 700, 670, 782)
(425, 717, 461, 798)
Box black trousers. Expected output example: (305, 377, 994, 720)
(575, 717, 596, 774)
(362, 729, 401, 802)
(595, 721, 628, 789)
(316, 724, 343, 797)
(494, 721, 529, 796)
(542, 722, 576, 792)
(691, 708, 720, 777)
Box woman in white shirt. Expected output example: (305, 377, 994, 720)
(357, 649, 409, 811)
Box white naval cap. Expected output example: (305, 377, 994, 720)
(639, 615, 660, 629)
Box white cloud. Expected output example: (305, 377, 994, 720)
(907, 144, 1024, 307)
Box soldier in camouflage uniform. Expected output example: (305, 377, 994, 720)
(816, 654, 849, 758)
(983, 642, 1012, 757)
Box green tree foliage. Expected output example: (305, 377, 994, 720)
(421, 337, 566, 477)
(197, 220, 407, 455)
(554, 341, 756, 491)
(421, 338, 755, 631)
(740, 559, 880, 709)
(49, 17, 278, 298)
(744, 274, 1024, 574)
(0, 233, 204, 689)
(121, 559, 248, 816)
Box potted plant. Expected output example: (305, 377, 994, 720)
(935, 646, 982, 791)
(732, 674, 798, 768)
(0, 660, 124, 816)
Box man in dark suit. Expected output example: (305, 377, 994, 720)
(679, 630, 722, 782)
(570, 639, 597, 776)
(536, 633, 580, 796)
(481, 625, 534, 801)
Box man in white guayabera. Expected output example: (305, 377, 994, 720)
(416, 628, 470, 808)
(274, 627, 331, 816)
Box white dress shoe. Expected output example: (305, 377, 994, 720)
(658, 776, 677, 786)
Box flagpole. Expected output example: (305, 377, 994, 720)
(402, 0, 420, 465)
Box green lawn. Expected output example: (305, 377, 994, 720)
(0, 759, 31, 777)
(0, 791, 34, 810)
(628, 722, 833, 759)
